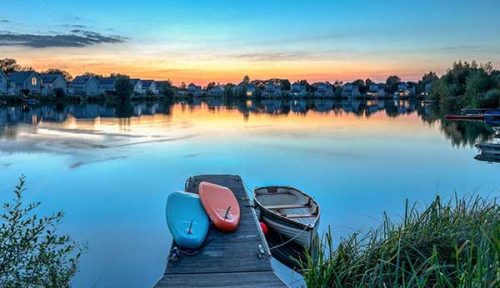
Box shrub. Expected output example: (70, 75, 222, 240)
(0, 176, 82, 287)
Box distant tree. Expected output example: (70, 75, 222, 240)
(43, 69, 73, 81)
(421, 72, 438, 84)
(352, 79, 367, 93)
(159, 80, 175, 98)
(298, 80, 311, 92)
(429, 60, 500, 109)
(385, 75, 401, 94)
(279, 79, 291, 91)
(243, 75, 250, 84)
(0, 58, 21, 74)
(365, 78, 374, 88)
(180, 82, 187, 90)
(83, 72, 103, 78)
(206, 82, 216, 90)
(114, 76, 133, 101)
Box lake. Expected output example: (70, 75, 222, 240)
(0, 98, 498, 288)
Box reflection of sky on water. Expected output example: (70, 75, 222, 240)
(0, 100, 499, 288)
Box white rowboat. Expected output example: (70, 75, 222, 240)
(254, 186, 320, 249)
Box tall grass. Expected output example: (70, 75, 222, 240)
(301, 195, 500, 288)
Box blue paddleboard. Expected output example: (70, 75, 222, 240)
(166, 191, 209, 249)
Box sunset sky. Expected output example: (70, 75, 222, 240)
(1, 0, 499, 85)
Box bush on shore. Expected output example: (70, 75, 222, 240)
(301, 195, 500, 288)
(0, 176, 83, 287)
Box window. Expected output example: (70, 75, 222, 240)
(32, 77, 37, 86)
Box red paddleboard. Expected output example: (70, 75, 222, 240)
(199, 181, 241, 232)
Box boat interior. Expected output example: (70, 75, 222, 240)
(255, 187, 319, 226)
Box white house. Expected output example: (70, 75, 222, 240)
(341, 83, 361, 98)
(262, 82, 281, 98)
(7, 71, 42, 95)
(69, 75, 99, 96)
(130, 79, 144, 95)
(313, 82, 333, 98)
(40, 73, 67, 96)
(188, 83, 202, 96)
(290, 83, 307, 97)
(142, 80, 159, 95)
(208, 85, 225, 96)
(97, 77, 117, 95)
(0, 70, 8, 95)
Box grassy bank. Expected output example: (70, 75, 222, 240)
(301, 195, 500, 288)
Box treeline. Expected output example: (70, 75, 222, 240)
(429, 61, 500, 110)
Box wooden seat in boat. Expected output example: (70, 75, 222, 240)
(285, 214, 317, 218)
(265, 204, 310, 210)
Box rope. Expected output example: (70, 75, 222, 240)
(242, 180, 312, 251)
(269, 224, 310, 250)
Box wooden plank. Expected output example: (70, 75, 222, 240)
(155, 272, 287, 288)
(154, 174, 287, 288)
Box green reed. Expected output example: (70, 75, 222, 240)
(301, 194, 500, 288)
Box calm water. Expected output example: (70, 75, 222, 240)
(0, 99, 498, 287)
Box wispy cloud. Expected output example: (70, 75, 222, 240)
(234, 52, 310, 61)
(0, 29, 126, 48)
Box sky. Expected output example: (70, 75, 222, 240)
(1, 0, 499, 85)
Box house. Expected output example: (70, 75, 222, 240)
(156, 81, 171, 95)
(262, 82, 281, 98)
(142, 80, 159, 95)
(0, 70, 8, 95)
(367, 83, 385, 98)
(313, 82, 333, 98)
(208, 85, 225, 96)
(130, 79, 144, 95)
(68, 75, 99, 96)
(97, 77, 117, 95)
(188, 83, 202, 96)
(7, 71, 42, 96)
(341, 83, 361, 98)
(40, 73, 67, 96)
(397, 82, 416, 97)
(423, 82, 433, 96)
(235, 82, 257, 97)
(290, 83, 307, 97)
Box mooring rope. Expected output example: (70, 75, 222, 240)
(269, 224, 310, 250)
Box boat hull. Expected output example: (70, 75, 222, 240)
(259, 208, 318, 248)
(445, 114, 484, 120)
(475, 143, 500, 155)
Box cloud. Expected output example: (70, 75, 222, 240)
(0, 29, 126, 48)
(61, 24, 89, 29)
(234, 52, 310, 61)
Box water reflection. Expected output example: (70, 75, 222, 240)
(0, 99, 497, 148)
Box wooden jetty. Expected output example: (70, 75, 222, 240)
(154, 174, 287, 288)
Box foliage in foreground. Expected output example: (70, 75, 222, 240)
(301, 195, 500, 288)
(0, 176, 82, 288)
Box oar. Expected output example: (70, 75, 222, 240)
(224, 206, 231, 219)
